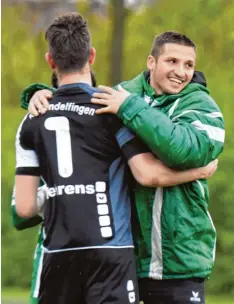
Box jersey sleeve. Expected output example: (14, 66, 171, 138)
(13, 115, 47, 229)
(115, 126, 150, 161)
(15, 114, 40, 176)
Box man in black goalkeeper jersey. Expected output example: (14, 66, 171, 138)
(14, 12, 218, 304)
(14, 13, 148, 304)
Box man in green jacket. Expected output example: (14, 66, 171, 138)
(90, 31, 225, 304)
(17, 31, 224, 303)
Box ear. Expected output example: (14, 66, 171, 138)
(88, 47, 96, 65)
(147, 55, 156, 70)
(45, 52, 56, 69)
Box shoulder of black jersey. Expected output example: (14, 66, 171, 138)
(18, 113, 37, 131)
(77, 83, 101, 96)
(24, 113, 39, 127)
(16, 113, 37, 151)
(23, 113, 40, 137)
(55, 83, 101, 96)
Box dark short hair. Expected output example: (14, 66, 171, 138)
(45, 12, 91, 73)
(151, 31, 196, 59)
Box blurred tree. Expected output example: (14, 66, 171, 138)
(90, 0, 107, 15)
(109, 0, 126, 85)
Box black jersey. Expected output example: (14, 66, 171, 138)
(16, 83, 148, 252)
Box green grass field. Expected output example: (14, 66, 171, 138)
(1, 289, 232, 304)
(206, 297, 232, 304)
(1, 289, 28, 304)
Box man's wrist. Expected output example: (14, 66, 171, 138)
(117, 94, 148, 125)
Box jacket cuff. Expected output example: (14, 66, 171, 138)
(21, 83, 55, 110)
(117, 94, 148, 125)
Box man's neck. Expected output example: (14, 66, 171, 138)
(58, 71, 92, 87)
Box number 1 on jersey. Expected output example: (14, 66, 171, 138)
(45, 117, 73, 178)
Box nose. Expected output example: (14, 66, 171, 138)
(174, 65, 185, 79)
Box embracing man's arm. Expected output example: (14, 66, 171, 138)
(11, 183, 47, 230)
(15, 115, 42, 218)
(114, 126, 217, 188)
(11, 185, 42, 230)
(91, 86, 225, 169)
(128, 153, 218, 187)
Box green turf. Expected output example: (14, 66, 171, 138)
(206, 297, 232, 304)
(1, 289, 29, 300)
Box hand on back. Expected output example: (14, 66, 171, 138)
(91, 85, 130, 114)
(29, 89, 52, 116)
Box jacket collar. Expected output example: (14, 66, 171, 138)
(140, 71, 209, 106)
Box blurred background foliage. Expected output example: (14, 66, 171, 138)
(2, 0, 234, 299)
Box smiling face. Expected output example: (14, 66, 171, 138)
(147, 43, 196, 95)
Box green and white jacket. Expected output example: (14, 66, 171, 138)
(119, 72, 225, 279)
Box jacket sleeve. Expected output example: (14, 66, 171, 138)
(117, 93, 225, 169)
(21, 83, 55, 110)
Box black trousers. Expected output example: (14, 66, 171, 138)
(39, 248, 139, 304)
(139, 277, 205, 304)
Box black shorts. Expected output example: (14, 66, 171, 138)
(38, 247, 139, 304)
(139, 277, 205, 304)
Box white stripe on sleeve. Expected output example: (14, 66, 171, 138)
(205, 112, 223, 118)
(191, 120, 225, 143)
